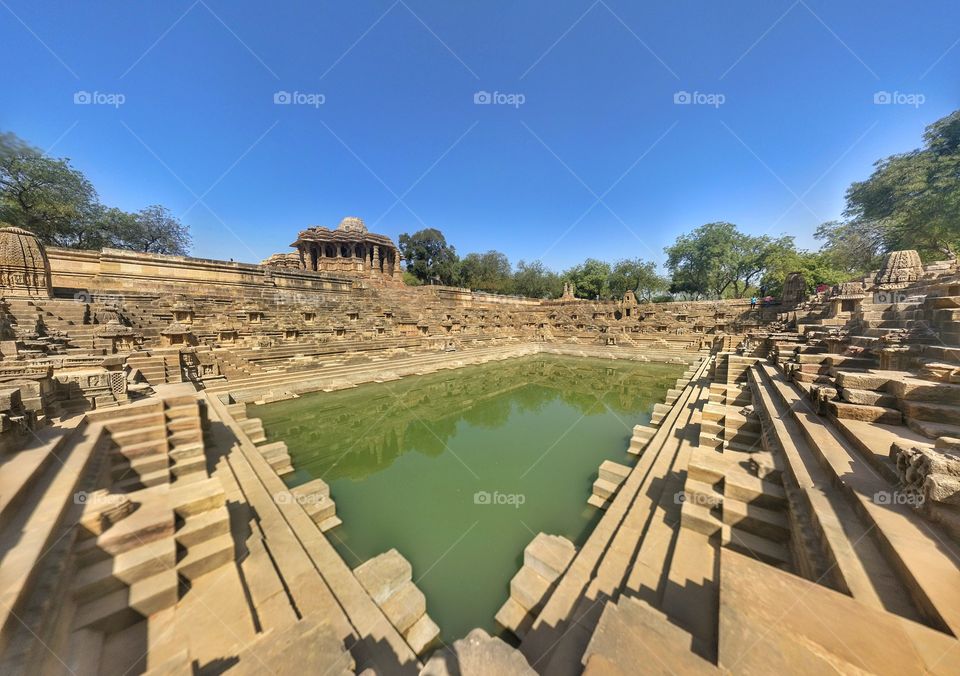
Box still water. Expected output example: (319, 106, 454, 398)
(253, 355, 684, 641)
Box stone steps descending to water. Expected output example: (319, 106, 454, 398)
(517, 356, 712, 674)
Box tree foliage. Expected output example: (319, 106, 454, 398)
(397, 228, 459, 285)
(664, 222, 796, 299)
(0, 132, 191, 254)
(844, 110, 960, 258)
(512, 260, 562, 298)
(608, 258, 668, 299)
(563, 259, 612, 300)
(458, 250, 512, 293)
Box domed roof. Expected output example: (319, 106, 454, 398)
(0, 225, 51, 298)
(337, 216, 367, 234)
(0, 226, 47, 270)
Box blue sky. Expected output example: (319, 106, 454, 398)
(2, 1, 958, 271)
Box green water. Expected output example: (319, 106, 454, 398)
(253, 356, 684, 641)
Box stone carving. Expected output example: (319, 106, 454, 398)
(272, 216, 403, 285)
(875, 249, 923, 289)
(782, 271, 806, 305)
(0, 225, 52, 298)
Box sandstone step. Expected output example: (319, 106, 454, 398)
(72, 569, 178, 633)
(511, 565, 553, 614)
(178, 533, 234, 581)
(524, 533, 576, 581)
(495, 596, 534, 640)
(423, 628, 535, 675)
(592, 478, 620, 501)
(174, 505, 230, 548)
(74, 537, 176, 603)
(598, 460, 630, 485)
(582, 596, 716, 675)
(721, 525, 790, 567)
(723, 471, 786, 510)
(758, 364, 960, 635)
(901, 399, 960, 426)
(719, 548, 958, 675)
(828, 401, 902, 425)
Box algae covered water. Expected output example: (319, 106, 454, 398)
(253, 355, 684, 642)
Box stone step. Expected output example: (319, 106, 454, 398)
(722, 525, 790, 567)
(73, 537, 176, 604)
(598, 460, 630, 485)
(0, 420, 97, 657)
(758, 364, 960, 635)
(71, 569, 178, 634)
(177, 533, 234, 581)
(828, 401, 902, 425)
(721, 498, 790, 542)
(592, 477, 620, 501)
(901, 399, 960, 425)
(719, 548, 960, 674)
(723, 471, 786, 510)
(582, 596, 716, 675)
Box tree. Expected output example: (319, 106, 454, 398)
(844, 110, 960, 259)
(397, 228, 459, 285)
(512, 260, 563, 298)
(564, 259, 612, 299)
(0, 135, 102, 247)
(122, 205, 191, 255)
(761, 249, 849, 297)
(458, 250, 512, 293)
(813, 219, 885, 276)
(608, 257, 668, 300)
(0, 131, 192, 255)
(665, 222, 794, 299)
(665, 222, 738, 298)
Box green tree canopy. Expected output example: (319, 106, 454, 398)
(0, 131, 191, 255)
(397, 228, 459, 285)
(512, 260, 562, 298)
(844, 110, 960, 258)
(458, 250, 512, 293)
(564, 258, 612, 299)
(665, 222, 795, 299)
(608, 258, 668, 300)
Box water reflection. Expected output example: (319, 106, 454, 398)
(254, 356, 684, 482)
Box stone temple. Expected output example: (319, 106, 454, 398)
(262, 216, 403, 285)
(0, 221, 958, 675)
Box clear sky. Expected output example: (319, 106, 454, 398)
(2, 1, 958, 270)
